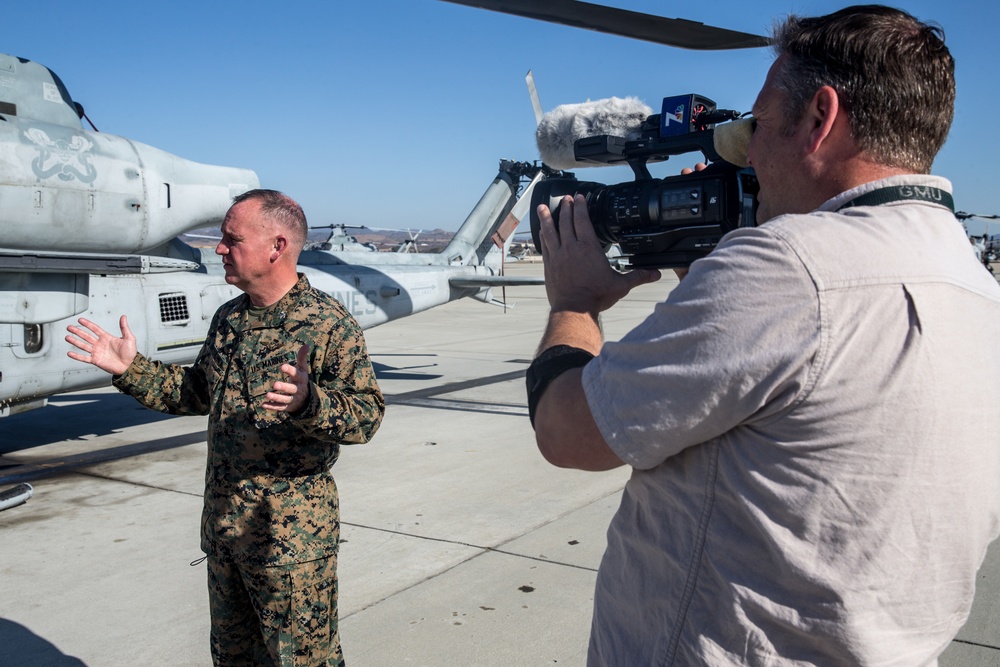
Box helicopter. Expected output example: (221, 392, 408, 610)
(956, 211, 1000, 243)
(395, 229, 425, 254)
(0, 0, 770, 418)
(192, 225, 420, 254)
(0, 50, 551, 417)
(956, 211, 1000, 269)
(301, 225, 380, 253)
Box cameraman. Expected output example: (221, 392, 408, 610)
(529, 5, 1000, 665)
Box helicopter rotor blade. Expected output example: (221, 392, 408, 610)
(440, 0, 771, 50)
(956, 211, 1000, 220)
(525, 70, 544, 126)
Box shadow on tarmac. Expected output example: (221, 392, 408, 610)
(2, 354, 441, 456)
(1, 390, 176, 454)
(0, 354, 452, 486)
(0, 619, 88, 667)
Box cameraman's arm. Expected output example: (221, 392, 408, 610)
(530, 197, 659, 471)
(535, 369, 623, 470)
(533, 311, 624, 471)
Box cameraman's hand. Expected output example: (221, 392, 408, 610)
(681, 162, 708, 175)
(537, 195, 661, 316)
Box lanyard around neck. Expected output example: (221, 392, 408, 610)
(837, 184, 955, 213)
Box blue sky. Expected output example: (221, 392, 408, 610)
(4, 1, 999, 234)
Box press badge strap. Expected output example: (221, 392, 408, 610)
(837, 185, 955, 213)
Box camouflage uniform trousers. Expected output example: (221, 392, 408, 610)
(207, 553, 344, 667)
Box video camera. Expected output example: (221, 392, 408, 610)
(530, 94, 759, 269)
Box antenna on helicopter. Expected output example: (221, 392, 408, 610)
(73, 102, 99, 132)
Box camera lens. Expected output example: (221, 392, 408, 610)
(529, 178, 608, 253)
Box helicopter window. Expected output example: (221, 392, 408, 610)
(159, 293, 190, 324)
(23, 324, 43, 354)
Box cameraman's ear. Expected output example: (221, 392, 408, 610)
(805, 86, 840, 154)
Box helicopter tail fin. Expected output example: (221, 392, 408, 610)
(441, 160, 544, 268)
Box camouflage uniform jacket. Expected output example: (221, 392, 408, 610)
(113, 274, 384, 567)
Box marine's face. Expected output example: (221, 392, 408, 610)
(216, 200, 277, 292)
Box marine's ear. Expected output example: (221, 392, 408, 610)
(271, 235, 288, 262)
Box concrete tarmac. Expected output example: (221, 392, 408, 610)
(1, 261, 997, 666)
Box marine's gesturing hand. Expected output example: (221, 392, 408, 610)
(264, 344, 311, 414)
(65, 315, 138, 376)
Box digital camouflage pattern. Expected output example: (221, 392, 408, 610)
(113, 274, 384, 567)
(208, 554, 344, 667)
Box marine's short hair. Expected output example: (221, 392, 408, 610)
(772, 4, 955, 173)
(231, 189, 308, 248)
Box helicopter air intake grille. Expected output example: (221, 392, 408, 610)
(159, 293, 190, 324)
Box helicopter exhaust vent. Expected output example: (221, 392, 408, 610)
(159, 293, 190, 325)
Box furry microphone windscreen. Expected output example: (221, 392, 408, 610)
(713, 117, 754, 168)
(535, 96, 654, 170)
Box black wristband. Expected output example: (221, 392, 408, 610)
(526, 345, 595, 428)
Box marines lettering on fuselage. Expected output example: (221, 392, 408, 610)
(329, 290, 378, 318)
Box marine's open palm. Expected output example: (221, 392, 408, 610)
(66, 315, 138, 376)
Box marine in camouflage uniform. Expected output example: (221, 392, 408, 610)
(66, 189, 382, 665)
(112, 273, 383, 666)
